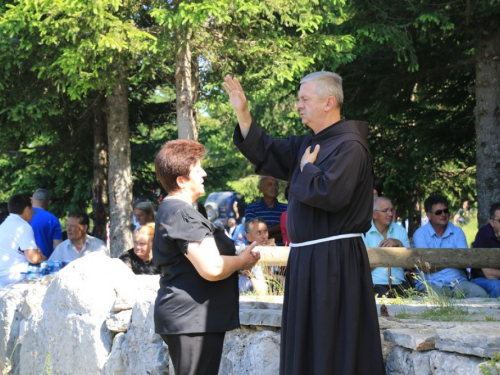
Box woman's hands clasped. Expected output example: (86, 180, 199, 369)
(238, 241, 261, 271)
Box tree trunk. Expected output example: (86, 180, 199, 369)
(475, 26, 500, 227)
(90, 94, 108, 242)
(105, 81, 134, 257)
(175, 33, 199, 140)
(191, 54, 200, 133)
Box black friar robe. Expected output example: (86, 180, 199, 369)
(234, 119, 385, 375)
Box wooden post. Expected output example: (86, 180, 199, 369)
(255, 246, 500, 268)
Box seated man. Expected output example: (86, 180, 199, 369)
(0, 193, 46, 288)
(470, 202, 500, 297)
(363, 197, 411, 298)
(244, 176, 287, 244)
(238, 217, 271, 295)
(49, 210, 109, 262)
(413, 194, 487, 298)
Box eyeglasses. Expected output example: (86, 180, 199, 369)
(374, 208, 395, 214)
(431, 208, 449, 216)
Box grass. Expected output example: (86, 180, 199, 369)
(461, 215, 479, 247)
(385, 270, 475, 321)
(486, 316, 500, 322)
(394, 307, 412, 319)
(418, 305, 470, 321)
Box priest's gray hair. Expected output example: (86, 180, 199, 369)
(300, 71, 343, 108)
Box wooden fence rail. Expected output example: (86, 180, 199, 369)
(255, 246, 500, 269)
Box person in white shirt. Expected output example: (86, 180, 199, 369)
(0, 193, 46, 288)
(49, 210, 109, 262)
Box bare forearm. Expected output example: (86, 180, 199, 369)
(186, 238, 259, 281)
(235, 110, 252, 138)
(209, 255, 247, 281)
(24, 249, 47, 264)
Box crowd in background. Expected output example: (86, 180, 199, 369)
(1, 180, 500, 298)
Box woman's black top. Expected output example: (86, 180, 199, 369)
(153, 198, 239, 334)
(119, 249, 159, 275)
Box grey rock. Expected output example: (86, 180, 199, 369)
(0, 284, 29, 374)
(429, 350, 484, 375)
(385, 346, 432, 375)
(105, 288, 168, 375)
(5, 258, 500, 375)
(386, 346, 484, 375)
(221, 328, 280, 375)
(18, 252, 138, 375)
(106, 310, 132, 333)
(436, 323, 500, 359)
(240, 308, 282, 328)
(384, 328, 436, 351)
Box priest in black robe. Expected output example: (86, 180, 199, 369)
(223, 72, 385, 375)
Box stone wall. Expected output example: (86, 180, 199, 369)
(0, 253, 499, 374)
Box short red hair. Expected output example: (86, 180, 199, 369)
(154, 139, 205, 193)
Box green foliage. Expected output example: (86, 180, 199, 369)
(0, 92, 95, 216)
(328, 0, 497, 235)
(1, 0, 498, 233)
(0, 0, 173, 215)
(485, 316, 500, 322)
(0, 0, 160, 99)
(418, 305, 469, 321)
(393, 308, 411, 319)
(480, 352, 500, 375)
(226, 175, 261, 205)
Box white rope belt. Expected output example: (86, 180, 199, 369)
(289, 233, 362, 248)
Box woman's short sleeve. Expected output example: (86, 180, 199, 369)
(164, 208, 213, 255)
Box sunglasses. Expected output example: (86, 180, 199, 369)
(431, 208, 449, 216)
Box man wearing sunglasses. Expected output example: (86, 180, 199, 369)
(413, 194, 488, 298)
(470, 202, 500, 297)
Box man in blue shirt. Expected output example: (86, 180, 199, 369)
(470, 202, 500, 297)
(413, 194, 487, 298)
(29, 189, 63, 258)
(244, 176, 287, 244)
(363, 197, 411, 297)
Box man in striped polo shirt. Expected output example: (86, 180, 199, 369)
(245, 176, 287, 245)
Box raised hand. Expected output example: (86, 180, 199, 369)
(223, 75, 252, 133)
(223, 75, 248, 112)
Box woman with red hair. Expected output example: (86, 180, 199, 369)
(153, 139, 260, 375)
